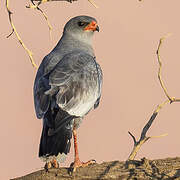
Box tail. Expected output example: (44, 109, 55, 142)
(39, 108, 75, 161)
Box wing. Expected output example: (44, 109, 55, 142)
(34, 51, 102, 119)
(93, 62, 103, 109)
(48, 51, 102, 117)
(33, 53, 61, 119)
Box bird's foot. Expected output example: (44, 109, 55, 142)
(51, 159, 59, 168)
(69, 159, 96, 173)
(44, 159, 59, 171)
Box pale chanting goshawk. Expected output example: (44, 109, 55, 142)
(33, 15, 103, 171)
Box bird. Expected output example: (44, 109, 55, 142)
(33, 15, 103, 171)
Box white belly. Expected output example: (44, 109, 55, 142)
(67, 96, 97, 116)
(58, 90, 99, 117)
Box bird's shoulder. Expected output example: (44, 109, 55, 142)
(55, 51, 96, 69)
(48, 51, 100, 85)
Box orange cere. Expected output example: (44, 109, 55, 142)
(84, 21, 98, 31)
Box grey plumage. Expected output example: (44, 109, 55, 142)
(33, 15, 102, 161)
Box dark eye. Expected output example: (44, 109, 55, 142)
(78, 22, 86, 27)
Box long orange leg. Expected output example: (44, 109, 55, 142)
(70, 129, 96, 172)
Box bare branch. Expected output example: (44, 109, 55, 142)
(128, 136, 150, 161)
(127, 35, 180, 161)
(127, 132, 168, 162)
(7, 0, 97, 69)
(127, 106, 165, 161)
(151, 133, 168, 138)
(140, 112, 157, 141)
(26, 1, 53, 39)
(33, 0, 77, 2)
(88, 0, 98, 8)
(32, 0, 98, 8)
(6, 0, 38, 69)
(156, 35, 180, 103)
(26, 0, 98, 44)
(154, 99, 169, 113)
(156, 35, 173, 102)
(128, 131, 137, 145)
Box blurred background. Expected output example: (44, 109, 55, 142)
(1, 0, 180, 179)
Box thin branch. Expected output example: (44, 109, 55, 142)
(151, 133, 168, 138)
(127, 35, 180, 161)
(128, 131, 137, 145)
(26, 1, 53, 39)
(139, 99, 169, 142)
(27, 0, 97, 41)
(88, 0, 98, 8)
(156, 34, 180, 103)
(33, 0, 77, 2)
(127, 101, 167, 161)
(6, 0, 38, 69)
(139, 112, 157, 141)
(32, 0, 98, 8)
(157, 35, 173, 102)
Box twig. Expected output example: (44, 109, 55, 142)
(157, 35, 173, 102)
(26, 0, 97, 40)
(128, 100, 169, 161)
(127, 35, 180, 161)
(32, 0, 98, 8)
(27, 0, 98, 40)
(6, 0, 38, 69)
(33, 0, 77, 2)
(26, 1, 53, 39)
(156, 35, 180, 103)
(88, 0, 98, 8)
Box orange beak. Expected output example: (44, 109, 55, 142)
(84, 21, 99, 32)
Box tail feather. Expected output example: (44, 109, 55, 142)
(39, 108, 75, 158)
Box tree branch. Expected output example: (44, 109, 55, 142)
(157, 35, 173, 102)
(26, 1, 53, 39)
(12, 157, 180, 179)
(127, 102, 168, 161)
(6, 0, 98, 69)
(6, 0, 38, 69)
(33, 0, 77, 1)
(32, 0, 98, 8)
(156, 35, 180, 103)
(127, 35, 180, 161)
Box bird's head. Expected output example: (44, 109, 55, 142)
(63, 16, 99, 43)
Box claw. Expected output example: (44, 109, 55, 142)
(52, 159, 59, 168)
(44, 162, 52, 172)
(44, 159, 59, 172)
(69, 159, 96, 174)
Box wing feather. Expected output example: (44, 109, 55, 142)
(49, 51, 102, 116)
(34, 51, 102, 119)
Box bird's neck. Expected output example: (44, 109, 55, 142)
(54, 33, 95, 57)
